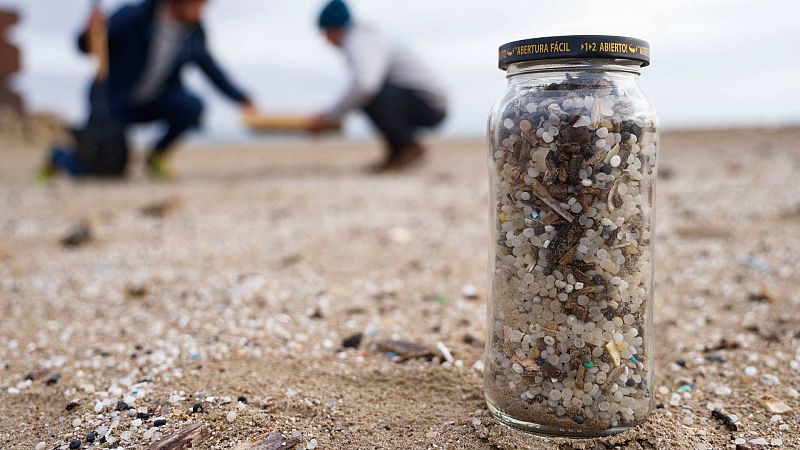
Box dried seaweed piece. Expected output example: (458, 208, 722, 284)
(566, 154, 584, 184)
(624, 213, 646, 244)
(607, 173, 631, 213)
(141, 196, 181, 219)
(710, 410, 738, 432)
(571, 267, 594, 287)
(587, 146, 609, 167)
(547, 221, 585, 265)
(601, 363, 629, 392)
(529, 178, 575, 223)
(557, 165, 569, 183)
(376, 340, 438, 361)
(61, 222, 92, 248)
(513, 357, 540, 377)
(541, 164, 557, 183)
(149, 423, 209, 450)
(617, 142, 632, 166)
(539, 361, 562, 379)
(558, 245, 579, 267)
(576, 364, 586, 387)
(548, 183, 569, 201)
(535, 212, 558, 226)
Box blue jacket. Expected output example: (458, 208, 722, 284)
(78, 0, 248, 113)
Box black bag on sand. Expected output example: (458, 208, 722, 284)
(72, 77, 130, 176)
(73, 0, 130, 177)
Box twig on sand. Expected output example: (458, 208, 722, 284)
(148, 423, 209, 450)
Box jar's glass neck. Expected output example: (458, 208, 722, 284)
(505, 58, 642, 80)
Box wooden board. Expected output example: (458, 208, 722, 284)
(243, 112, 312, 132)
(243, 112, 340, 134)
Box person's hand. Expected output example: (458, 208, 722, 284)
(241, 100, 257, 118)
(87, 9, 105, 36)
(307, 114, 333, 135)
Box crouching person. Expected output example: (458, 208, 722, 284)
(42, 0, 254, 180)
(308, 0, 447, 172)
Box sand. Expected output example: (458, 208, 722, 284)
(0, 128, 799, 449)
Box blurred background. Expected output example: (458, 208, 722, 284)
(1, 1, 800, 449)
(1, 0, 798, 142)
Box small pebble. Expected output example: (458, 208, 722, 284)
(237, 396, 248, 404)
(192, 402, 204, 413)
(714, 386, 732, 396)
(760, 374, 779, 385)
(35, 443, 46, 450)
(69, 439, 81, 449)
(306, 439, 318, 450)
(462, 284, 479, 299)
(153, 418, 167, 427)
(744, 366, 757, 376)
(226, 411, 237, 422)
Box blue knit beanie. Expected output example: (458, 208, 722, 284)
(318, 0, 351, 29)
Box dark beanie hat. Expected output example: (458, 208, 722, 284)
(318, 0, 351, 29)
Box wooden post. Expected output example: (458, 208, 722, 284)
(0, 9, 21, 112)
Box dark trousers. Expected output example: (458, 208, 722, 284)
(362, 85, 446, 157)
(121, 87, 204, 155)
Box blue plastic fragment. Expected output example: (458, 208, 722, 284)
(740, 256, 771, 273)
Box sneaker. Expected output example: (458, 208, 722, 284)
(146, 153, 174, 180)
(35, 164, 57, 184)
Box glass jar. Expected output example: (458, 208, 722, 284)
(484, 36, 658, 437)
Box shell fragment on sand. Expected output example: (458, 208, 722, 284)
(233, 432, 299, 450)
(376, 340, 438, 361)
(761, 395, 792, 414)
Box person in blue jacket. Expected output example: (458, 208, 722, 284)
(50, 0, 254, 179)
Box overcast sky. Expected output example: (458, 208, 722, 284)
(1, 0, 799, 140)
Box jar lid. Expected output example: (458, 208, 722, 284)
(499, 35, 650, 70)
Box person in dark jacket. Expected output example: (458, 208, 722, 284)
(49, 0, 253, 179)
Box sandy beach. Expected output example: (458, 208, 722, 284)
(1, 128, 799, 449)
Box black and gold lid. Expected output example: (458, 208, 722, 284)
(499, 35, 650, 70)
